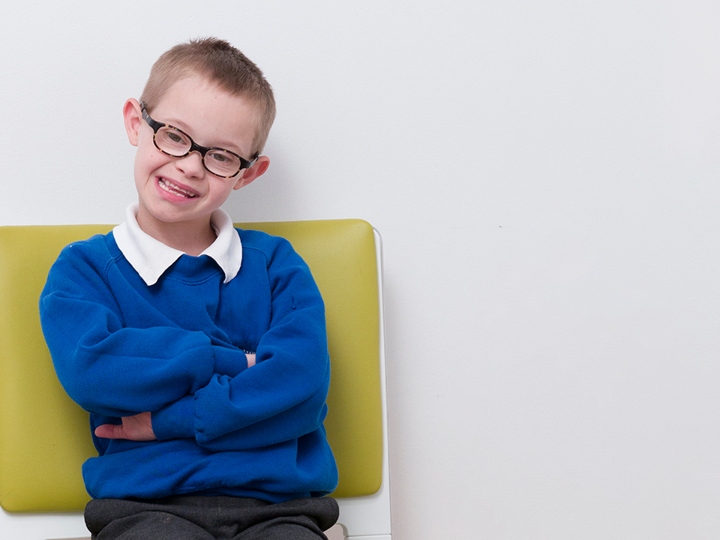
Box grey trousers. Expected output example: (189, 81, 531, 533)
(85, 495, 339, 540)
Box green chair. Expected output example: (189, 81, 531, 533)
(0, 220, 391, 540)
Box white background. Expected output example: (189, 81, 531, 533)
(2, 1, 720, 539)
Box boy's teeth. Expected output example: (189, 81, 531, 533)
(159, 179, 196, 198)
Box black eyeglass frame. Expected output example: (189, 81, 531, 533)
(140, 104, 258, 178)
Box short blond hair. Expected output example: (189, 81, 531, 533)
(140, 37, 276, 155)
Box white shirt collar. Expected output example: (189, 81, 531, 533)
(113, 203, 243, 286)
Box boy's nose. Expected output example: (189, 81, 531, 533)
(175, 151, 205, 177)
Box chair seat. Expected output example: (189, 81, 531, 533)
(0, 220, 391, 539)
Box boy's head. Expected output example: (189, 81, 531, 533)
(140, 37, 276, 156)
(123, 38, 275, 245)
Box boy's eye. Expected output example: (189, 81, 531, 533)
(209, 151, 233, 164)
(166, 131, 187, 145)
(158, 128, 189, 148)
(205, 150, 241, 175)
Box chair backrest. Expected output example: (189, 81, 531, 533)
(0, 220, 391, 539)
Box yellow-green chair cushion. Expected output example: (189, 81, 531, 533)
(0, 219, 382, 512)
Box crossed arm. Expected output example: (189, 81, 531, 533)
(94, 355, 256, 441)
(43, 294, 329, 451)
(93, 356, 259, 442)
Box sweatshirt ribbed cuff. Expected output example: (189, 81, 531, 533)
(152, 395, 195, 440)
(212, 345, 249, 378)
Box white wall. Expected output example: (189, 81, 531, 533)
(2, 1, 720, 538)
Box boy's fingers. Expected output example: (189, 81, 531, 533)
(95, 423, 124, 439)
(95, 413, 155, 441)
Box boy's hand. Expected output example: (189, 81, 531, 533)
(247, 353, 256, 367)
(94, 412, 156, 441)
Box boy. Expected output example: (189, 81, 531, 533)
(39, 38, 339, 540)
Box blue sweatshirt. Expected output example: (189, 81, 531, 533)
(39, 229, 338, 502)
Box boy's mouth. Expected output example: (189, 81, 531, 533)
(158, 178, 197, 199)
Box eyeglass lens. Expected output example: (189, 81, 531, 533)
(154, 127, 242, 177)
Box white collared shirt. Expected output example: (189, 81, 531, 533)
(113, 203, 243, 286)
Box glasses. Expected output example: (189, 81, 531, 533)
(141, 105, 258, 178)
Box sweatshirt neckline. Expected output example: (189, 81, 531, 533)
(112, 203, 243, 286)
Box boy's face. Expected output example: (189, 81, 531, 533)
(123, 75, 269, 236)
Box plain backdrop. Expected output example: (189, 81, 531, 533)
(2, 1, 720, 539)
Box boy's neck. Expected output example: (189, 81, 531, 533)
(136, 212, 217, 257)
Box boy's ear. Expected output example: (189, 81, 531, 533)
(123, 98, 143, 147)
(233, 156, 270, 190)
